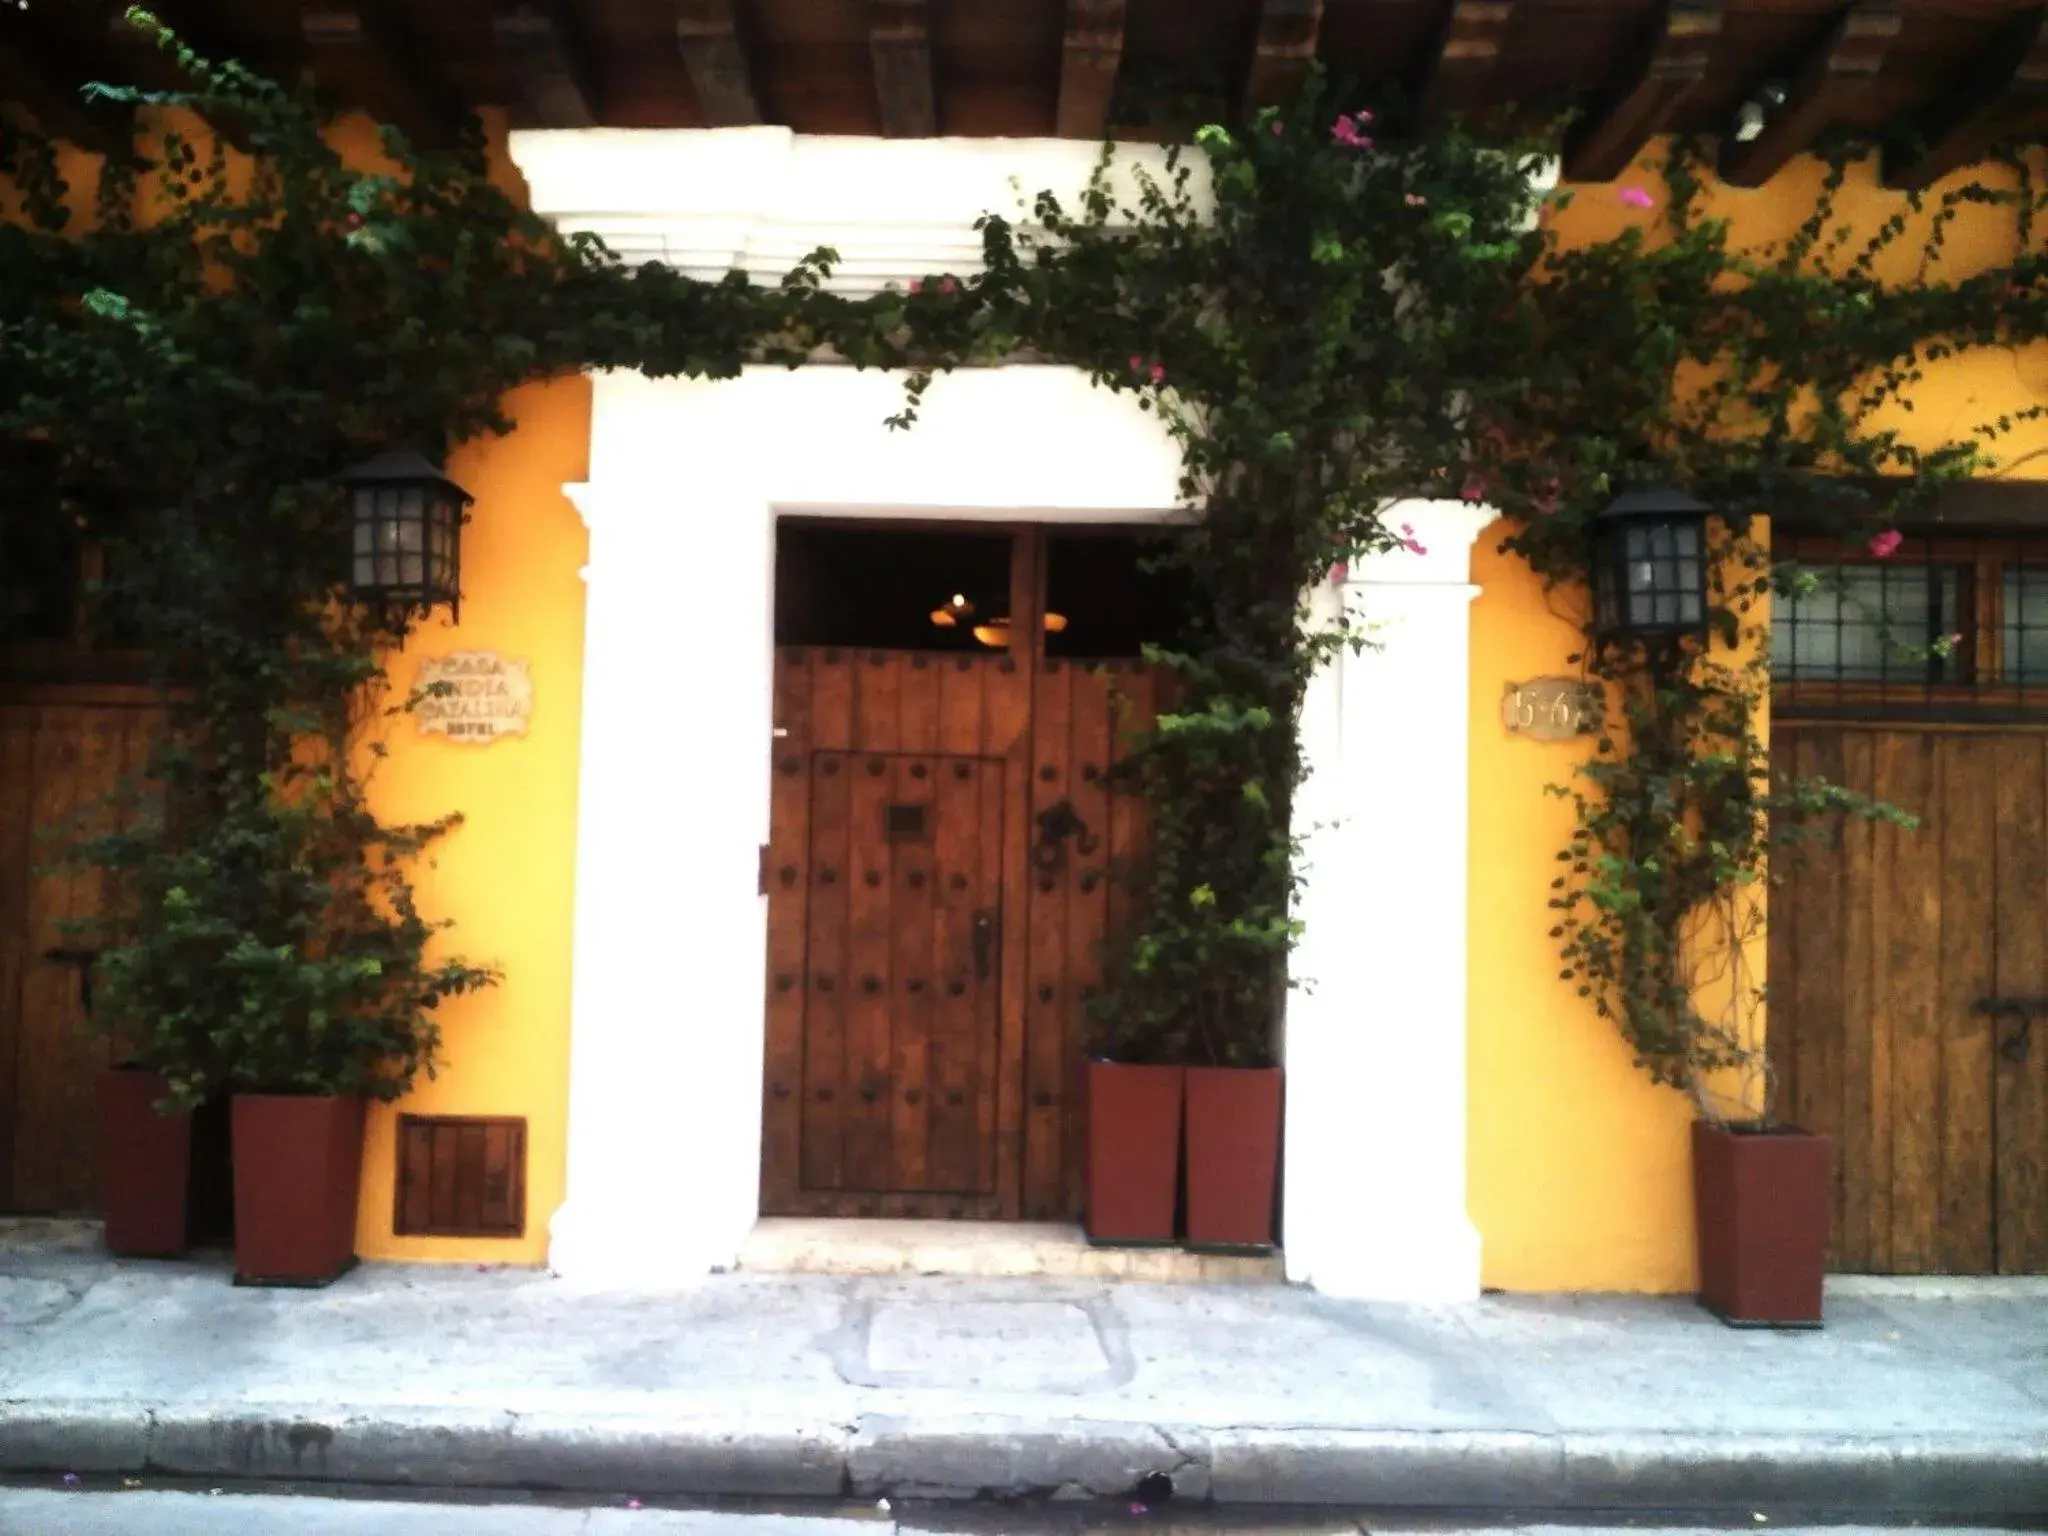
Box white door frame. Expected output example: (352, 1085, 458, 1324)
(512, 128, 1490, 1300)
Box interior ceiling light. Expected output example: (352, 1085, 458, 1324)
(929, 592, 974, 627)
(931, 592, 1067, 645)
(968, 612, 1069, 648)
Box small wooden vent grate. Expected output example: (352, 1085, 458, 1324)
(395, 1114, 526, 1238)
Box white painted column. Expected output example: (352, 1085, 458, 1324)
(1283, 500, 1490, 1303)
(549, 378, 777, 1285)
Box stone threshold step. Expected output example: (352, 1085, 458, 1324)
(736, 1218, 1285, 1283)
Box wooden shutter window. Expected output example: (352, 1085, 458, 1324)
(394, 1114, 526, 1238)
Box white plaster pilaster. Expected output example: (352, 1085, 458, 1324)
(549, 380, 778, 1285)
(1283, 500, 1491, 1303)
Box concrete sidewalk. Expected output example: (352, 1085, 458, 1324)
(1, 1222, 2044, 1519)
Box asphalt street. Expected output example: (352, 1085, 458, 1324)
(0, 1486, 2025, 1536)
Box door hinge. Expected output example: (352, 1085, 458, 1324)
(758, 843, 770, 896)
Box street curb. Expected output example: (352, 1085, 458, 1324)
(1, 1402, 2044, 1516)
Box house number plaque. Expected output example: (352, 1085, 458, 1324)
(1501, 677, 1597, 743)
(416, 651, 534, 743)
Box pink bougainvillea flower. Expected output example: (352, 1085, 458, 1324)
(1330, 115, 1371, 148)
(1405, 192, 1427, 207)
(1461, 471, 1488, 503)
(1399, 522, 1429, 556)
(1329, 560, 1348, 584)
(1530, 476, 1562, 516)
(1269, 120, 1285, 136)
(1149, 363, 1166, 384)
(1617, 186, 1655, 209)
(907, 278, 922, 293)
(1355, 109, 1375, 124)
(1868, 528, 1904, 559)
(626, 1498, 643, 1510)
(939, 276, 959, 294)
(1128, 354, 1144, 373)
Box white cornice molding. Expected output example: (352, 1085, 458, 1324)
(509, 126, 1557, 296)
(508, 127, 1192, 296)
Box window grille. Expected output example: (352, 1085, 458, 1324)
(1774, 532, 2048, 721)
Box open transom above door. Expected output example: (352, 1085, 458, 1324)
(759, 522, 1176, 1221)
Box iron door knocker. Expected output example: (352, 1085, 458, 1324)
(1032, 799, 1098, 875)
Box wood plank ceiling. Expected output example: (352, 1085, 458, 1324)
(6, 1, 2048, 186)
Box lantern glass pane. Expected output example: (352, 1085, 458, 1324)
(354, 554, 376, 587)
(352, 517, 373, 556)
(1673, 521, 1703, 559)
(1678, 590, 1704, 626)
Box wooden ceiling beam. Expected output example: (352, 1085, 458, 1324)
(301, 5, 469, 151)
(494, 0, 600, 129)
(1718, 2, 1901, 188)
(1562, 0, 1723, 183)
(868, 0, 936, 137)
(1418, 1, 1517, 123)
(1883, 13, 2048, 191)
(674, 0, 761, 127)
(1056, 0, 1125, 140)
(1243, 0, 1323, 116)
(0, 9, 134, 158)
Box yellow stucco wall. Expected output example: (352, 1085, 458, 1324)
(1465, 148, 2048, 1293)
(345, 117, 591, 1264)
(354, 377, 589, 1264)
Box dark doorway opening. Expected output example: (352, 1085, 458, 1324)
(774, 521, 1010, 652)
(773, 520, 1192, 658)
(1045, 528, 1192, 658)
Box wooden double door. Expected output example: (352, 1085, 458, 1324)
(1770, 723, 2048, 1273)
(759, 645, 1157, 1220)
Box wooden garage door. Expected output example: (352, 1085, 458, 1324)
(1769, 725, 2048, 1273)
(760, 648, 1159, 1220)
(0, 692, 161, 1214)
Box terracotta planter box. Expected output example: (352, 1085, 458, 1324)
(1083, 1061, 1183, 1244)
(97, 1068, 192, 1258)
(1183, 1065, 1282, 1249)
(1693, 1118, 1833, 1328)
(231, 1093, 365, 1287)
